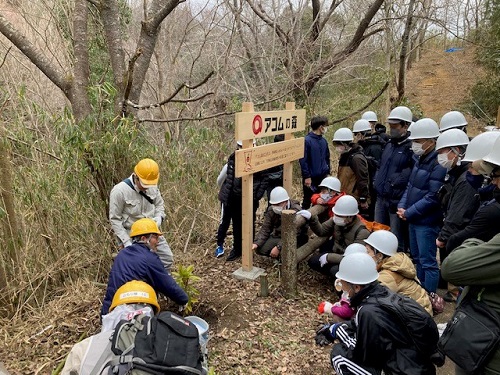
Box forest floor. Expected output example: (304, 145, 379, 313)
(0, 45, 484, 374)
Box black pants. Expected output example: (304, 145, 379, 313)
(216, 203, 232, 247)
(229, 196, 259, 256)
(308, 239, 339, 278)
(330, 344, 380, 375)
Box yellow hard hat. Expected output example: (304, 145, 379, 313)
(109, 280, 160, 313)
(129, 218, 162, 238)
(134, 158, 159, 186)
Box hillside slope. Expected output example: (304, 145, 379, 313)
(406, 46, 484, 131)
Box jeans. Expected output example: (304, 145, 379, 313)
(374, 197, 408, 252)
(409, 223, 440, 292)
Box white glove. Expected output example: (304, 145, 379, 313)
(319, 253, 329, 267)
(123, 239, 132, 247)
(296, 210, 311, 220)
(179, 304, 187, 312)
(317, 301, 334, 315)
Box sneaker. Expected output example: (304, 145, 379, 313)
(215, 245, 225, 258)
(443, 291, 457, 303)
(226, 249, 241, 262)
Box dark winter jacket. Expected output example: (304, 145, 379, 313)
(101, 243, 188, 316)
(337, 145, 370, 204)
(358, 134, 386, 162)
(218, 152, 269, 205)
(299, 132, 330, 179)
(398, 149, 446, 226)
(253, 200, 303, 248)
(373, 134, 414, 208)
(334, 282, 436, 375)
(446, 187, 500, 253)
(437, 162, 480, 243)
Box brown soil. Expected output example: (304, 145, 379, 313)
(406, 45, 485, 134)
(0, 46, 483, 374)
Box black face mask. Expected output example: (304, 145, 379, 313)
(466, 171, 484, 190)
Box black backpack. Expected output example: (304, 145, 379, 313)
(98, 312, 204, 375)
(376, 290, 439, 358)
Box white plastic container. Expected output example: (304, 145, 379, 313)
(185, 315, 209, 373)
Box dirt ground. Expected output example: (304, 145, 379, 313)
(0, 46, 482, 374)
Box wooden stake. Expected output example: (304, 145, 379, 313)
(281, 209, 297, 298)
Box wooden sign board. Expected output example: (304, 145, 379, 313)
(235, 138, 304, 178)
(235, 109, 306, 140)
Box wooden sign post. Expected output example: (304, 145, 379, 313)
(233, 102, 306, 280)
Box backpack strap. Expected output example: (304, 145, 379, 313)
(89, 338, 113, 375)
(123, 178, 154, 205)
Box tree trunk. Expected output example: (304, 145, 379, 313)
(281, 210, 297, 298)
(396, 0, 416, 104)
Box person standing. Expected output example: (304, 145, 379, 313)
(435, 129, 479, 302)
(299, 116, 330, 209)
(333, 127, 371, 218)
(218, 141, 268, 261)
(397, 118, 446, 293)
(109, 158, 173, 270)
(373, 106, 414, 252)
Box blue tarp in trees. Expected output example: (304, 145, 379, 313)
(445, 47, 464, 52)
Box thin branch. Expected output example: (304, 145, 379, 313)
(6, 135, 62, 161)
(121, 49, 143, 116)
(126, 71, 214, 110)
(245, 0, 289, 46)
(330, 81, 389, 125)
(0, 46, 12, 70)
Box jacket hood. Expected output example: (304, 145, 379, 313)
(379, 252, 416, 279)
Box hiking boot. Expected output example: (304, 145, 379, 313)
(226, 249, 241, 262)
(215, 245, 225, 258)
(443, 291, 457, 303)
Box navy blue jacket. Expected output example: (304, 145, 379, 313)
(101, 243, 188, 316)
(398, 149, 446, 226)
(373, 134, 414, 205)
(299, 132, 330, 179)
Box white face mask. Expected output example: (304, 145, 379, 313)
(333, 215, 347, 226)
(437, 152, 455, 170)
(321, 126, 328, 135)
(336, 145, 346, 154)
(272, 206, 283, 215)
(320, 193, 332, 201)
(411, 142, 426, 156)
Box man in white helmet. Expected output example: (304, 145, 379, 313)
(252, 187, 308, 258)
(314, 252, 439, 374)
(446, 136, 500, 254)
(435, 130, 480, 302)
(397, 118, 446, 294)
(373, 106, 415, 252)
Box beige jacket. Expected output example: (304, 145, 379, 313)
(378, 252, 433, 316)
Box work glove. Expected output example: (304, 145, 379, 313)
(123, 239, 132, 248)
(178, 304, 187, 313)
(317, 301, 334, 315)
(296, 210, 311, 220)
(314, 323, 341, 346)
(319, 253, 329, 267)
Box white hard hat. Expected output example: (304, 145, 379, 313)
(408, 118, 440, 140)
(387, 106, 413, 124)
(353, 119, 372, 133)
(435, 128, 470, 151)
(318, 176, 341, 192)
(332, 195, 359, 216)
(482, 136, 500, 167)
(336, 252, 379, 285)
(269, 186, 290, 204)
(361, 111, 378, 122)
(364, 230, 398, 257)
(439, 111, 468, 132)
(332, 128, 354, 142)
(343, 243, 368, 257)
(463, 132, 500, 162)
